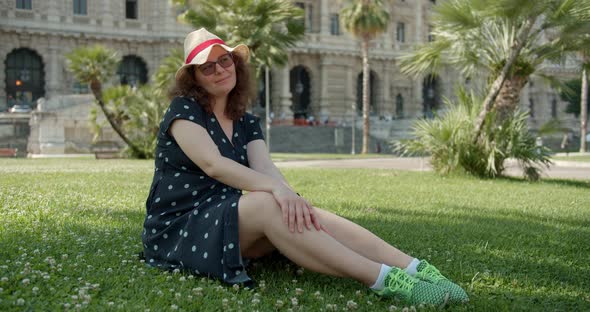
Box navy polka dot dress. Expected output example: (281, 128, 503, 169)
(142, 96, 264, 285)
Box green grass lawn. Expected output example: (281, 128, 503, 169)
(553, 155, 590, 162)
(1, 159, 589, 311)
(271, 153, 393, 161)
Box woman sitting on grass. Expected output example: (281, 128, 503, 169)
(141, 28, 468, 308)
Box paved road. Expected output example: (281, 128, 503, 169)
(275, 157, 590, 181)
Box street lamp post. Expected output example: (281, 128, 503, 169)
(265, 66, 271, 151)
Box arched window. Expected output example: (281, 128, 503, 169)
(396, 94, 404, 119)
(257, 70, 273, 109)
(4, 48, 45, 109)
(290, 65, 311, 119)
(117, 55, 148, 86)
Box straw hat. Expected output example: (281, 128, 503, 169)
(175, 28, 250, 81)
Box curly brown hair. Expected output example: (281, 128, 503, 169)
(169, 53, 254, 120)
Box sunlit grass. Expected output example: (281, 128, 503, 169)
(552, 155, 590, 162)
(1, 159, 589, 311)
(271, 153, 393, 161)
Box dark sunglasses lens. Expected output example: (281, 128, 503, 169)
(219, 54, 234, 68)
(199, 63, 215, 76)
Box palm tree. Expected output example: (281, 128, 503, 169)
(400, 0, 590, 141)
(341, 0, 389, 154)
(65, 45, 144, 156)
(173, 0, 304, 71)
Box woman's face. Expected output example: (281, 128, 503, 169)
(194, 46, 237, 99)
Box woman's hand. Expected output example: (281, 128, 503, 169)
(272, 185, 321, 233)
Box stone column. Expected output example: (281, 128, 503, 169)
(415, 1, 423, 43)
(320, 0, 330, 35)
(101, 0, 114, 28)
(30, 112, 65, 155)
(382, 63, 392, 116)
(319, 54, 330, 118)
(278, 66, 293, 122)
(46, 45, 62, 99)
(412, 77, 423, 118)
(345, 63, 355, 120)
(46, 0, 60, 23)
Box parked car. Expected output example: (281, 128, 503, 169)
(9, 104, 32, 113)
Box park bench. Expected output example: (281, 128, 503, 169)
(92, 141, 121, 159)
(0, 148, 18, 158)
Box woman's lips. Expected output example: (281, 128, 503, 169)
(215, 76, 231, 83)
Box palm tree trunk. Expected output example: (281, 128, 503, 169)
(494, 75, 529, 122)
(361, 38, 370, 154)
(473, 15, 537, 142)
(581, 66, 588, 153)
(89, 79, 143, 156)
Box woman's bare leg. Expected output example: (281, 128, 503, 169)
(314, 208, 414, 268)
(238, 192, 380, 286)
(242, 205, 414, 268)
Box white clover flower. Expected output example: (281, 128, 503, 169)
(170, 304, 178, 310)
(64, 303, 71, 308)
(347, 300, 358, 310)
(71, 295, 78, 300)
(232, 284, 240, 291)
(21, 278, 30, 285)
(108, 302, 115, 306)
(251, 298, 260, 305)
(16, 298, 25, 306)
(388, 305, 398, 311)
(157, 290, 163, 296)
(295, 288, 303, 295)
(106, 268, 113, 273)
(179, 276, 186, 282)
(222, 298, 229, 307)
(290, 297, 298, 306)
(296, 268, 304, 275)
(355, 290, 362, 296)
(401, 307, 409, 312)
(173, 268, 180, 274)
(275, 300, 284, 308)
(0, 277, 7, 282)
(175, 293, 181, 299)
(188, 275, 194, 280)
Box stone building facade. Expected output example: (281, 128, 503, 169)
(0, 0, 580, 154)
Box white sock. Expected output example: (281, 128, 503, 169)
(404, 258, 420, 276)
(369, 264, 391, 290)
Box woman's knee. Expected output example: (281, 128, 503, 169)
(238, 191, 281, 221)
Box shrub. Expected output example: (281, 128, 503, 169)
(90, 85, 167, 159)
(394, 88, 551, 180)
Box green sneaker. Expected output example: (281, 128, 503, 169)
(415, 260, 469, 304)
(373, 267, 449, 308)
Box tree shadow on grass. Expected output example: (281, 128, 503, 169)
(498, 175, 590, 189)
(342, 204, 590, 311)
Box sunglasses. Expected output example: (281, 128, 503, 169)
(197, 53, 234, 76)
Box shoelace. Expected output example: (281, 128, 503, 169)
(419, 262, 446, 281)
(385, 269, 416, 294)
